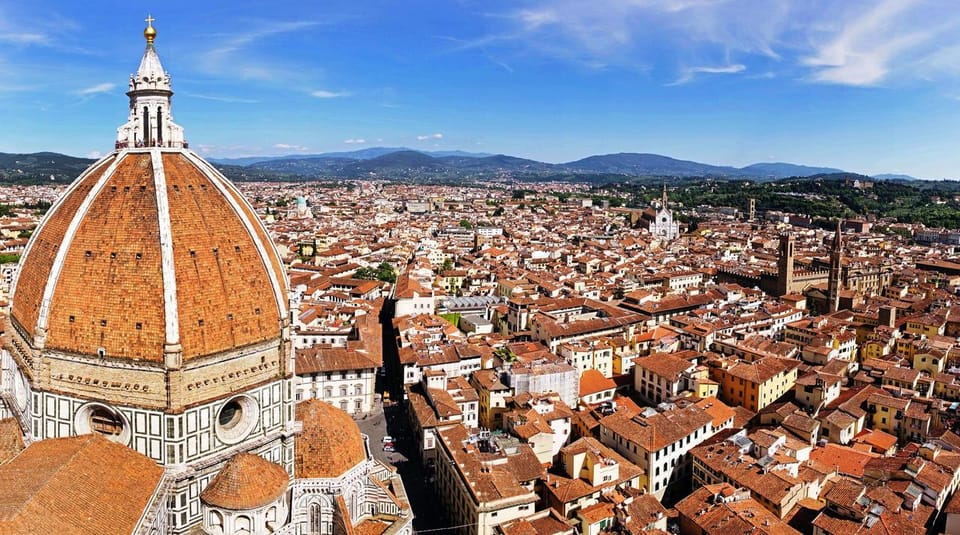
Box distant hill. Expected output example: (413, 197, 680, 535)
(0, 148, 921, 184)
(873, 173, 918, 181)
(740, 162, 844, 178)
(0, 152, 96, 184)
(563, 153, 741, 177)
(210, 147, 493, 167)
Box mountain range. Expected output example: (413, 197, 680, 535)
(0, 147, 921, 183)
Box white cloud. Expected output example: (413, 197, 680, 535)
(0, 32, 48, 45)
(417, 133, 443, 141)
(311, 89, 351, 98)
(671, 63, 746, 85)
(75, 83, 115, 96)
(344, 139, 366, 144)
(182, 92, 260, 104)
(196, 20, 321, 82)
(801, 0, 935, 86)
(467, 1, 960, 87)
(273, 143, 309, 151)
(86, 150, 102, 159)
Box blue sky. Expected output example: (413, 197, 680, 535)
(2, 0, 960, 178)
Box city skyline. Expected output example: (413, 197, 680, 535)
(2, 0, 960, 178)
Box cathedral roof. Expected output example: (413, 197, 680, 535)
(200, 453, 289, 511)
(10, 149, 288, 362)
(295, 400, 367, 478)
(0, 434, 164, 534)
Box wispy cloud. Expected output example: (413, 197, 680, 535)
(0, 32, 48, 45)
(75, 82, 115, 96)
(671, 63, 746, 85)
(344, 138, 366, 144)
(460, 1, 960, 87)
(311, 89, 351, 98)
(181, 92, 260, 104)
(273, 143, 309, 151)
(197, 20, 320, 82)
(802, 0, 934, 86)
(417, 133, 443, 141)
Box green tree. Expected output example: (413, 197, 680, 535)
(441, 257, 454, 272)
(459, 218, 473, 230)
(493, 206, 505, 217)
(353, 266, 377, 280)
(375, 262, 397, 283)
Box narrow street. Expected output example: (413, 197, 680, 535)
(356, 298, 446, 532)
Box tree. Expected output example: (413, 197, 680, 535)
(375, 262, 397, 283)
(493, 206, 505, 217)
(441, 257, 454, 273)
(459, 219, 473, 230)
(353, 266, 377, 280)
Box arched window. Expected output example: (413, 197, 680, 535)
(324, 386, 333, 398)
(208, 511, 224, 535)
(340, 386, 348, 397)
(340, 400, 348, 411)
(309, 503, 323, 535)
(354, 384, 363, 396)
(235, 515, 252, 535)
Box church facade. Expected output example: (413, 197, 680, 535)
(0, 18, 411, 535)
(637, 185, 680, 241)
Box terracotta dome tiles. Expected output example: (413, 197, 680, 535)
(162, 153, 281, 360)
(10, 149, 286, 364)
(11, 154, 116, 339)
(200, 452, 289, 511)
(46, 153, 166, 360)
(295, 400, 367, 479)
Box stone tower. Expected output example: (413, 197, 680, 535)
(776, 233, 795, 296)
(828, 220, 843, 313)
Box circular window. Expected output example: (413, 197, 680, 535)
(214, 395, 259, 445)
(74, 403, 131, 445)
(219, 400, 243, 429)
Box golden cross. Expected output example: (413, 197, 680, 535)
(145, 14, 155, 27)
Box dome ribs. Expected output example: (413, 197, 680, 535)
(46, 153, 165, 360)
(161, 153, 280, 360)
(11, 155, 116, 339)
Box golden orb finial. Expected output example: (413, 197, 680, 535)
(144, 14, 157, 44)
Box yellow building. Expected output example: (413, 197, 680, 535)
(711, 357, 801, 413)
(903, 313, 946, 337)
(470, 369, 512, 430)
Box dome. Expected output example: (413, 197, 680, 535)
(10, 150, 287, 361)
(200, 453, 289, 510)
(295, 400, 367, 478)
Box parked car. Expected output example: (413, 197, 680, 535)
(383, 443, 395, 452)
(382, 435, 393, 444)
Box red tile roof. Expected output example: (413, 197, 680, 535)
(0, 434, 164, 535)
(200, 453, 289, 510)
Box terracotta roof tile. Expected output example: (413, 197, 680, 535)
(296, 400, 367, 478)
(0, 434, 164, 535)
(200, 453, 289, 510)
(0, 418, 24, 465)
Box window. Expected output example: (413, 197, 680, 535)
(90, 407, 123, 436)
(218, 400, 243, 430)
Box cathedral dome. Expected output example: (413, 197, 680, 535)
(4, 18, 291, 414)
(10, 150, 287, 362)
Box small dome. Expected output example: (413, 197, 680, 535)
(200, 453, 289, 510)
(295, 400, 367, 478)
